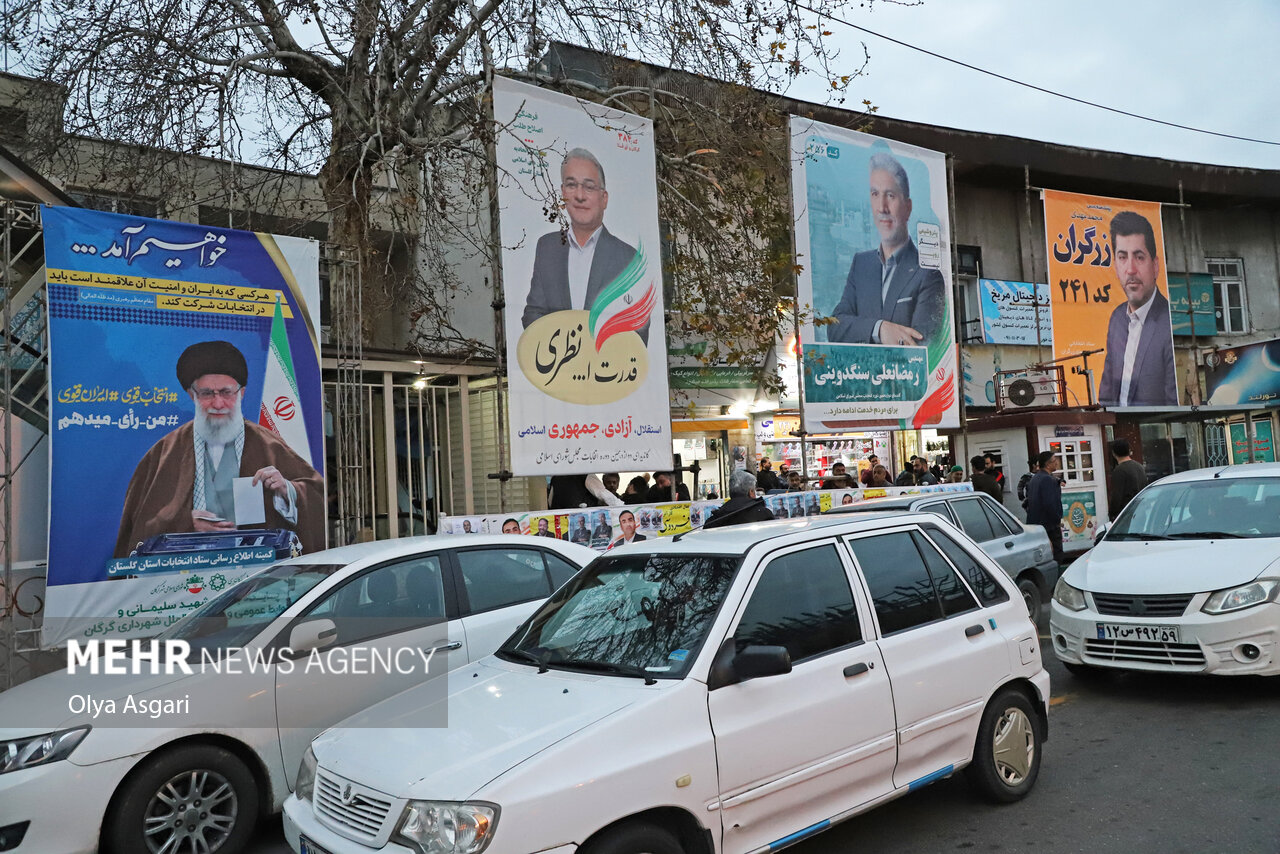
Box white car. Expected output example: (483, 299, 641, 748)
(1051, 463, 1280, 676)
(0, 534, 596, 854)
(284, 513, 1049, 854)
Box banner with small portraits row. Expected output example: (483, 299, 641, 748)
(441, 483, 975, 551)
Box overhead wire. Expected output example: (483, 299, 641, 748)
(788, 2, 1280, 148)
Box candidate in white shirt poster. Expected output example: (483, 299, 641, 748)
(493, 77, 671, 476)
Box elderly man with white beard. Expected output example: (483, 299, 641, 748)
(114, 340, 324, 558)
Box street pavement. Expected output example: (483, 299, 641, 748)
(249, 617, 1280, 853)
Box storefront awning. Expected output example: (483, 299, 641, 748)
(671, 418, 750, 433)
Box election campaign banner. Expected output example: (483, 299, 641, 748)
(441, 482, 974, 548)
(978, 278, 1053, 345)
(1042, 190, 1178, 408)
(790, 116, 958, 431)
(42, 206, 323, 646)
(493, 76, 672, 475)
(1205, 336, 1280, 406)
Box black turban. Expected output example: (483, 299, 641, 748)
(176, 340, 248, 389)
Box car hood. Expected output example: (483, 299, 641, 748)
(1068, 539, 1280, 594)
(311, 659, 642, 800)
(0, 666, 197, 738)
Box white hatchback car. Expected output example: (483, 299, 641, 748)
(284, 514, 1049, 854)
(0, 535, 596, 854)
(1052, 463, 1280, 676)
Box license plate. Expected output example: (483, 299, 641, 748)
(300, 836, 333, 854)
(1096, 622, 1180, 643)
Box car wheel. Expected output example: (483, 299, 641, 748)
(582, 821, 684, 854)
(1017, 577, 1042, 623)
(966, 688, 1041, 804)
(102, 744, 258, 854)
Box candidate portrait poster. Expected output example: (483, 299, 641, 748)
(493, 76, 672, 475)
(1043, 190, 1178, 408)
(41, 206, 323, 646)
(790, 117, 958, 431)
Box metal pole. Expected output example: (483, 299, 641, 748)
(476, 2, 510, 509)
(947, 155, 969, 460)
(1177, 181, 1198, 402)
(2, 202, 13, 686)
(1025, 166, 1045, 364)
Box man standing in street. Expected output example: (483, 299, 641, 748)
(970, 455, 1002, 501)
(1109, 439, 1148, 519)
(983, 453, 1005, 493)
(860, 454, 880, 486)
(703, 470, 776, 529)
(756, 458, 782, 492)
(1017, 457, 1039, 508)
(1026, 450, 1065, 564)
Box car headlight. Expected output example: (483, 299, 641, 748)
(295, 746, 317, 802)
(395, 800, 499, 854)
(0, 727, 90, 775)
(1053, 578, 1087, 611)
(1203, 579, 1280, 615)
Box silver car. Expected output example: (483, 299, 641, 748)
(827, 492, 1059, 621)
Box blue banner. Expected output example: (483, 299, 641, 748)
(978, 278, 1053, 345)
(42, 206, 324, 646)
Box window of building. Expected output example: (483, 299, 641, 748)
(1207, 258, 1247, 334)
(68, 190, 159, 219)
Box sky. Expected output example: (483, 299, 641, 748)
(783, 0, 1280, 170)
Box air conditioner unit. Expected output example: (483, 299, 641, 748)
(996, 369, 1066, 411)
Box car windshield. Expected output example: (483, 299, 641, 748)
(1109, 477, 1280, 541)
(498, 553, 741, 680)
(157, 562, 345, 655)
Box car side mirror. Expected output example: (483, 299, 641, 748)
(1094, 521, 1110, 543)
(708, 638, 792, 689)
(287, 618, 337, 657)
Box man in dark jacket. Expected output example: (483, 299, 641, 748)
(1109, 439, 1148, 519)
(703, 470, 776, 529)
(970, 455, 1002, 502)
(1025, 450, 1064, 563)
(645, 471, 690, 503)
(756, 458, 782, 492)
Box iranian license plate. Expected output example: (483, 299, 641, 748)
(299, 836, 333, 854)
(1096, 622, 1180, 643)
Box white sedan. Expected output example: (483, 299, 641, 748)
(1052, 463, 1280, 676)
(0, 534, 596, 854)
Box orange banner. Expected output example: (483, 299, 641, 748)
(1043, 190, 1178, 407)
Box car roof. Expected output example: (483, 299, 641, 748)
(1150, 462, 1280, 485)
(607, 512, 946, 557)
(285, 534, 588, 566)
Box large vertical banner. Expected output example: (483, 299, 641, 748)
(1043, 190, 1178, 407)
(493, 77, 672, 474)
(42, 207, 324, 645)
(791, 117, 958, 430)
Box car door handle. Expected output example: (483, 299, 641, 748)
(842, 662, 870, 677)
(425, 641, 462, 653)
(965, 624, 985, 638)
(1004, 541, 1015, 549)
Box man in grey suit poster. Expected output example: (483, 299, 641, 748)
(1097, 210, 1177, 406)
(521, 147, 645, 339)
(825, 152, 945, 346)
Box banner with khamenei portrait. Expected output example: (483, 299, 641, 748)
(493, 76, 672, 475)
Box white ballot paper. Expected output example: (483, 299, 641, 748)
(232, 477, 267, 526)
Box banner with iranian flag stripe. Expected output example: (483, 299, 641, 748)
(259, 295, 313, 462)
(494, 77, 673, 475)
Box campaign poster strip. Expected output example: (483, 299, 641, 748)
(493, 76, 672, 475)
(790, 116, 959, 431)
(978, 279, 1053, 345)
(1042, 190, 1178, 407)
(41, 206, 323, 646)
(440, 483, 975, 550)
